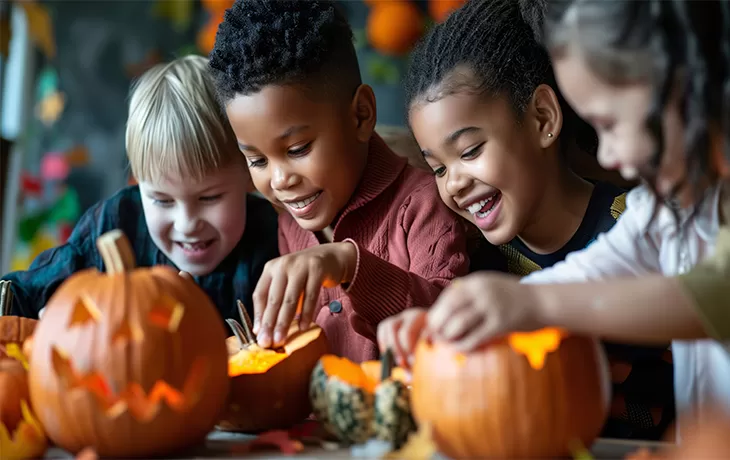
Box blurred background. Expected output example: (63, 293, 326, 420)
(0, 0, 463, 275)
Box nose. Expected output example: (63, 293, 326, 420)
(597, 141, 618, 170)
(174, 204, 203, 236)
(270, 162, 298, 191)
(445, 166, 471, 198)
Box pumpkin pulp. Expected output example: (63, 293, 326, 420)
(227, 324, 325, 376)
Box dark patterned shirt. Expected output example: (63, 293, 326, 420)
(1, 186, 279, 324)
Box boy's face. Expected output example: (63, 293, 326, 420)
(138, 164, 249, 276)
(409, 92, 547, 246)
(225, 84, 372, 232)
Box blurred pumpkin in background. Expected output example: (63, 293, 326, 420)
(198, 0, 235, 54)
(366, 1, 424, 56)
(429, 0, 466, 23)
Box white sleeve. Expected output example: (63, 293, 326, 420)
(522, 186, 661, 285)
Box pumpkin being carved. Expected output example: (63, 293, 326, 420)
(27, 230, 230, 458)
(411, 329, 611, 459)
(218, 321, 329, 433)
(310, 351, 416, 447)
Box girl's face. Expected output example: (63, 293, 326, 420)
(553, 51, 689, 204)
(409, 91, 551, 246)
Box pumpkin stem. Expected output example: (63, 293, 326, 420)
(96, 230, 136, 274)
(381, 348, 394, 381)
(236, 299, 256, 343)
(226, 319, 251, 347)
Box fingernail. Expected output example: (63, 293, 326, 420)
(274, 330, 284, 345)
(253, 321, 259, 334)
(258, 332, 270, 348)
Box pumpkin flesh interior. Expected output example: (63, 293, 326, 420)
(228, 325, 322, 376)
(321, 355, 377, 393)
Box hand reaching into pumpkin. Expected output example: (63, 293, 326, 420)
(377, 308, 427, 369)
(252, 242, 357, 348)
(426, 272, 544, 352)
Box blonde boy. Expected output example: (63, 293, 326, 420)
(1, 55, 279, 322)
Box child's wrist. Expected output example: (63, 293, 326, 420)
(530, 283, 556, 329)
(337, 241, 358, 284)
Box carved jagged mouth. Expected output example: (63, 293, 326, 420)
(50, 346, 209, 422)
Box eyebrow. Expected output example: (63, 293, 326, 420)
(444, 127, 481, 147)
(237, 125, 311, 152)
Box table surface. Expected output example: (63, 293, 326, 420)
(44, 431, 670, 459)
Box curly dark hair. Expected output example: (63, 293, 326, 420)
(404, 0, 598, 156)
(208, 0, 361, 105)
(544, 0, 730, 202)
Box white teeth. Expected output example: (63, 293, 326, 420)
(466, 195, 495, 215)
(181, 241, 210, 250)
(287, 192, 321, 209)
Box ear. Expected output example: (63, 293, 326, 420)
(350, 84, 377, 144)
(529, 84, 563, 149)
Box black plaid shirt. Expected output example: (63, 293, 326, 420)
(1, 186, 279, 324)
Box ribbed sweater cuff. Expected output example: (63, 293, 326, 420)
(343, 238, 408, 324)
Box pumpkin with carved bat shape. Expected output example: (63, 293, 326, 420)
(27, 230, 230, 458)
(0, 348, 48, 459)
(0, 317, 37, 360)
(411, 328, 611, 459)
(218, 321, 329, 433)
(310, 351, 416, 447)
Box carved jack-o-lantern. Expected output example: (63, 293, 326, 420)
(27, 230, 230, 458)
(411, 328, 611, 459)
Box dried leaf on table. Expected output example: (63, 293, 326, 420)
(384, 422, 436, 460)
(233, 430, 305, 456)
(17, 1, 55, 58)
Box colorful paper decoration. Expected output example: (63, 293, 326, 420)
(152, 0, 194, 32)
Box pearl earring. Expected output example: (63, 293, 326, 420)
(547, 132, 554, 138)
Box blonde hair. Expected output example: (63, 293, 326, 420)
(125, 54, 241, 183)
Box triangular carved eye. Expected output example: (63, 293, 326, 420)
(68, 296, 101, 328)
(112, 320, 144, 344)
(148, 295, 184, 332)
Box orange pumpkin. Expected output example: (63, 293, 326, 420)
(366, 1, 425, 56)
(0, 359, 28, 433)
(0, 347, 47, 459)
(411, 329, 611, 459)
(218, 321, 329, 433)
(429, 0, 466, 23)
(360, 359, 411, 385)
(27, 229, 230, 457)
(198, 10, 225, 54)
(0, 317, 37, 360)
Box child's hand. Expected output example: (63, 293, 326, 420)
(426, 272, 543, 352)
(253, 242, 357, 348)
(377, 308, 427, 369)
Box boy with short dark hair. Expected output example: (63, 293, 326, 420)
(209, 0, 480, 361)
